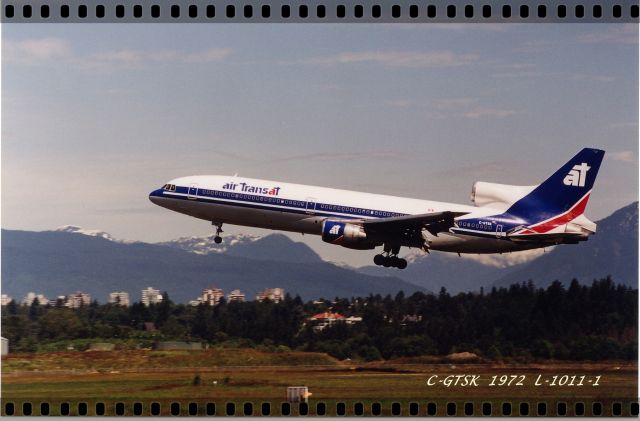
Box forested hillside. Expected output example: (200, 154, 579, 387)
(3, 277, 635, 361)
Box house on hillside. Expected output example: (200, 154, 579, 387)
(308, 312, 345, 331)
(400, 314, 423, 325)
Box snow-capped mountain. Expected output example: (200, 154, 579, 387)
(157, 233, 261, 255)
(159, 233, 325, 264)
(2, 229, 423, 302)
(55, 225, 115, 241)
(401, 247, 549, 269)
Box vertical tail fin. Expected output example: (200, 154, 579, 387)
(506, 148, 605, 223)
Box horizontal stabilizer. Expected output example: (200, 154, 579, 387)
(507, 231, 589, 244)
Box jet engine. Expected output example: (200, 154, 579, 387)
(321, 220, 376, 250)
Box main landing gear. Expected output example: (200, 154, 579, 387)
(212, 222, 224, 244)
(373, 244, 408, 269)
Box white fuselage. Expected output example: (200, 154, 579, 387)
(149, 175, 539, 254)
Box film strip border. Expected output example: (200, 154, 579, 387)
(2, 0, 639, 22)
(3, 400, 640, 416)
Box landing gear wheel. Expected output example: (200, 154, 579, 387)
(212, 222, 224, 244)
(377, 243, 408, 268)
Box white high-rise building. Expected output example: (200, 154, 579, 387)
(22, 292, 49, 306)
(109, 291, 130, 307)
(50, 295, 67, 307)
(201, 287, 225, 305)
(65, 292, 92, 308)
(141, 287, 163, 306)
(256, 288, 285, 303)
(227, 289, 245, 303)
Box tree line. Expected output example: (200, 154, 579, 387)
(1, 277, 636, 361)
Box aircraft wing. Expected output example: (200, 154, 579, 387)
(362, 211, 468, 236)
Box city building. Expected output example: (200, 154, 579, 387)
(227, 289, 245, 303)
(345, 316, 363, 325)
(65, 292, 92, 308)
(189, 287, 226, 306)
(201, 287, 225, 305)
(1, 294, 13, 306)
(141, 287, 164, 306)
(49, 295, 67, 307)
(22, 292, 49, 306)
(256, 287, 285, 303)
(108, 291, 130, 307)
(188, 298, 204, 307)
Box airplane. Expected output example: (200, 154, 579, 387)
(149, 148, 604, 269)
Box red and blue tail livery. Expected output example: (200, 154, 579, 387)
(502, 148, 603, 227)
(150, 148, 605, 269)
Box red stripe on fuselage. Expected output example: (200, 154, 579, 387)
(529, 193, 590, 233)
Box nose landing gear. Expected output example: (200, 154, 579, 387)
(212, 222, 224, 244)
(373, 244, 408, 269)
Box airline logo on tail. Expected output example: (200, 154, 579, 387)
(563, 163, 591, 187)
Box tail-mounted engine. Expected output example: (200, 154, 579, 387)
(471, 181, 537, 209)
(321, 220, 376, 250)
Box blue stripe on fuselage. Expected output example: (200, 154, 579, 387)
(151, 186, 506, 240)
(160, 186, 405, 220)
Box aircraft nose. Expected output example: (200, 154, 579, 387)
(148, 188, 164, 205)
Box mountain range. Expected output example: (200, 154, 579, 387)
(1, 230, 422, 304)
(1, 202, 636, 303)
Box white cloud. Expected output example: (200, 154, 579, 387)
(569, 73, 616, 83)
(609, 151, 636, 163)
(3, 37, 73, 64)
(423, 97, 519, 120)
(429, 23, 512, 33)
(385, 99, 414, 108)
(185, 48, 232, 63)
(492, 71, 542, 79)
(86, 48, 231, 69)
(433, 97, 478, 110)
(270, 150, 402, 163)
(610, 122, 638, 129)
(577, 24, 638, 45)
(462, 107, 517, 119)
(3, 37, 231, 69)
(308, 50, 479, 68)
(512, 40, 556, 54)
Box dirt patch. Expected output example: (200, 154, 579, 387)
(140, 383, 184, 391)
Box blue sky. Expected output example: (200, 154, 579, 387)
(2, 23, 637, 265)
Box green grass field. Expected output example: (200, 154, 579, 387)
(2, 349, 637, 416)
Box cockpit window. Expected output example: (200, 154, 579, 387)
(171, 184, 176, 191)
(163, 184, 169, 190)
